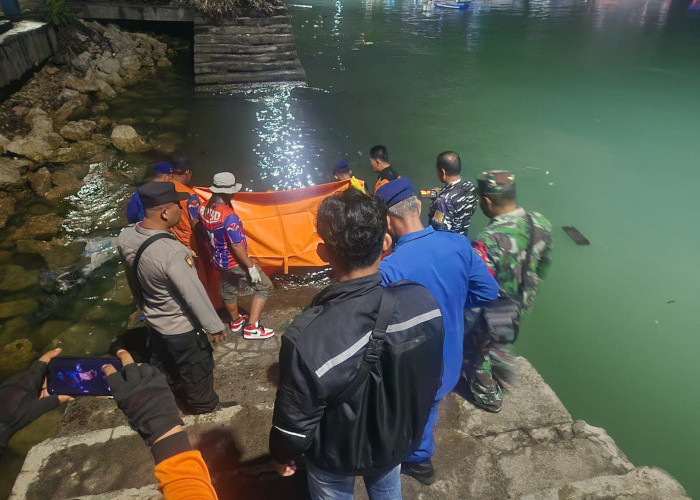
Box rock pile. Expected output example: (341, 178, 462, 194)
(0, 19, 174, 374)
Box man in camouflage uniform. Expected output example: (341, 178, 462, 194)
(465, 170, 552, 412)
(428, 151, 477, 237)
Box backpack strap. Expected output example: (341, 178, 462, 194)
(517, 213, 536, 304)
(327, 287, 397, 408)
(133, 232, 176, 275)
(130, 232, 176, 303)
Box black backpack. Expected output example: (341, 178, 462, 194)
(311, 284, 444, 476)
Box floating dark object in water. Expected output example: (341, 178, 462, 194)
(562, 226, 590, 246)
(667, 300, 676, 304)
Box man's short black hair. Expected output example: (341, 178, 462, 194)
(171, 154, 192, 174)
(481, 190, 516, 208)
(317, 189, 388, 271)
(370, 145, 389, 162)
(436, 151, 461, 176)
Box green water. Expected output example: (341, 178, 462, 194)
(2, 0, 699, 497)
(196, 0, 698, 495)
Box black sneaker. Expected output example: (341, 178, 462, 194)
(401, 459, 435, 485)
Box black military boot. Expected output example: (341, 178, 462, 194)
(401, 459, 436, 485)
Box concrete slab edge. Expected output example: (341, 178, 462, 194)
(9, 405, 242, 500)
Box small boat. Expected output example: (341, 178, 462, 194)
(434, 0, 471, 9)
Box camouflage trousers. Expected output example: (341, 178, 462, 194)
(463, 309, 518, 413)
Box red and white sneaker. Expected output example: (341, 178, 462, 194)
(243, 322, 275, 340)
(230, 315, 249, 334)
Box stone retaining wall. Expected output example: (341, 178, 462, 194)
(0, 21, 57, 88)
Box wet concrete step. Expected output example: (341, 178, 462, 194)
(193, 24, 293, 35)
(194, 68, 306, 85)
(194, 43, 298, 55)
(194, 59, 303, 74)
(194, 33, 296, 45)
(194, 51, 298, 64)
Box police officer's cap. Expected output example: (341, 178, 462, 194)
(375, 177, 415, 208)
(477, 170, 516, 196)
(139, 181, 188, 209)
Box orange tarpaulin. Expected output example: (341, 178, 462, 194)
(193, 180, 351, 275)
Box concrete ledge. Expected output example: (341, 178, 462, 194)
(70, 2, 195, 23)
(522, 466, 690, 500)
(11, 354, 691, 499)
(10, 406, 242, 500)
(0, 21, 56, 88)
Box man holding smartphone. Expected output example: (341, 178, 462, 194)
(0, 348, 73, 457)
(118, 181, 225, 415)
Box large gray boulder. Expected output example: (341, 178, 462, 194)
(62, 72, 99, 94)
(71, 51, 92, 73)
(103, 24, 138, 55)
(24, 107, 54, 134)
(96, 53, 121, 75)
(12, 213, 64, 241)
(59, 120, 97, 141)
(44, 171, 83, 202)
(0, 157, 28, 189)
(52, 94, 90, 125)
(6, 137, 55, 163)
(110, 125, 150, 153)
(95, 79, 116, 101)
(22, 108, 64, 150)
(38, 238, 86, 269)
(57, 88, 81, 103)
(50, 141, 106, 164)
(119, 54, 141, 75)
(67, 163, 91, 180)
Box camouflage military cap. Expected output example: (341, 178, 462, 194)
(477, 170, 516, 195)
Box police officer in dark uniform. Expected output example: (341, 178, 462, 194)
(118, 181, 224, 414)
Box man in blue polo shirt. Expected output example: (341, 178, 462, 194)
(126, 161, 173, 223)
(377, 177, 499, 485)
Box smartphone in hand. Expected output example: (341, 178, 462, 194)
(47, 357, 123, 397)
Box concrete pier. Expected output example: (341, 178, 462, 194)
(8, 298, 690, 499)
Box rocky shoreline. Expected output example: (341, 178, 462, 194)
(0, 19, 189, 377)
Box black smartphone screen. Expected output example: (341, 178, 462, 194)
(47, 357, 122, 397)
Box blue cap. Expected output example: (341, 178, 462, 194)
(152, 161, 173, 175)
(333, 159, 350, 173)
(375, 177, 414, 207)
